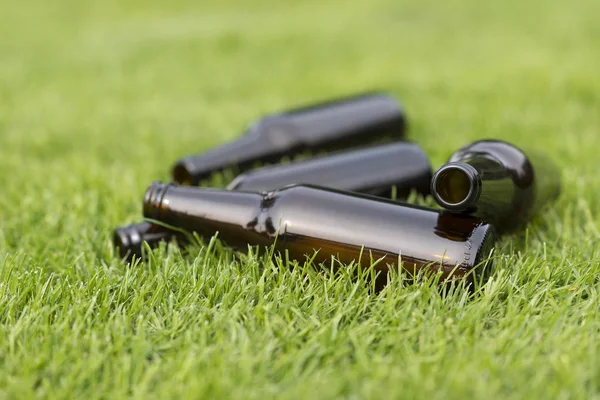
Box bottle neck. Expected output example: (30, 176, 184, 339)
(144, 183, 265, 237)
(172, 132, 279, 185)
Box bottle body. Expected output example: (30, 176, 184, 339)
(172, 93, 406, 185)
(143, 183, 496, 287)
(430, 139, 560, 232)
(226, 142, 432, 197)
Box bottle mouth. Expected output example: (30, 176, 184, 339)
(431, 163, 481, 211)
(172, 161, 195, 185)
(113, 224, 143, 260)
(143, 182, 173, 220)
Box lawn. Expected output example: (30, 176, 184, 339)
(1, 0, 599, 398)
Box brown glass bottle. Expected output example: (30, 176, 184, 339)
(115, 142, 432, 261)
(113, 222, 186, 261)
(430, 139, 560, 232)
(226, 142, 432, 197)
(142, 182, 496, 287)
(172, 93, 406, 185)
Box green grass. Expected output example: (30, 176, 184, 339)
(1, 0, 600, 398)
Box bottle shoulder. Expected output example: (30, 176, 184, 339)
(245, 115, 303, 150)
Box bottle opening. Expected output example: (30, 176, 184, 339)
(431, 162, 482, 212)
(113, 228, 133, 259)
(172, 163, 194, 185)
(435, 167, 472, 206)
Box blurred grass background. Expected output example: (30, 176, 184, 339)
(0, 0, 599, 398)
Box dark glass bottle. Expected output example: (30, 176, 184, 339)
(430, 139, 560, 232)
(142, 182, 496, 287)
(172, 93, 406, 185)
(115, 142, 432, 261)
(226, 142, 432, 197)
(113, 222, 186, 261)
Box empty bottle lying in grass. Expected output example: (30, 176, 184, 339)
(430, 139, 561, 233)
(114, 142, 432, 261)
(227, 142, 431, 197)
(172, 92, 407, 185)
(113, 221, 186, 262)
(141, 182, 497, 288)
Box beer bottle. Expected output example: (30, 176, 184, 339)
(430, 139, 560, 232)
(172, 93, 406, 185)
(113, 222, 185, 261)
(142, 182, 496, 287)
(227, 142, 431, 198)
